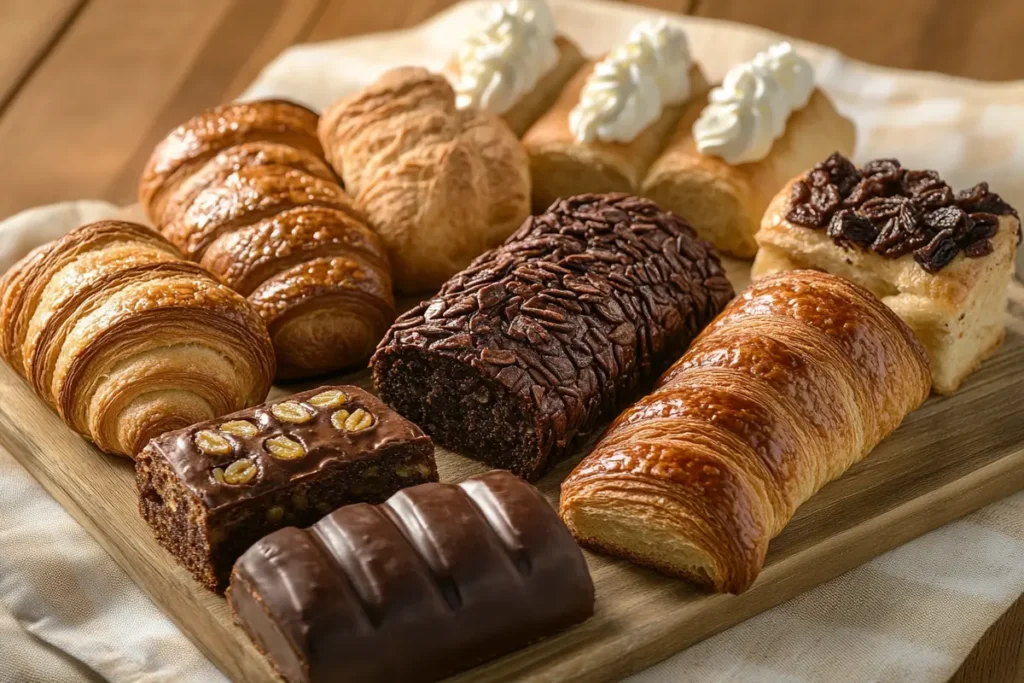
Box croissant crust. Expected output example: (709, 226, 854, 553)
(318, 67, 531, 293)
(141, 100, 395, 378)
(0, 220, 276, 457)
(560, 270, 930, 593)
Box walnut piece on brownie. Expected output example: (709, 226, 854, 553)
(136, 385, 436, 592)
(753, 153, 1020, 394)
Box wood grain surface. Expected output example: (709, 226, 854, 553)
(0, 1, 1022, 681)
(0, 260, 1021, 683)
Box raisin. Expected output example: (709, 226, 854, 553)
(964, 239, 994, 258)
(827, 209, 878, 247)
(913, 229, 959, 272)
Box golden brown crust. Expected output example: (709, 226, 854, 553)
(139, 100, 323, 222)
(445, 35, 588, 137)
(560, 270, 930, 593)
(522, 62, 709, 213)
(140, 100, 395, 379)
(753, 177, 1020, 393)
(641, 89, 856, 258)
(318, 67, 531, 293)
(0, 220, 276, 458)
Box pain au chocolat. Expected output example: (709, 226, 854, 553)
(140, 99, 394, 379)
(753, 153, 1021, 393)
(228, 470, 594, 683)
(0, 220, 275, 458)
(372, 193, 733, 481)
(561, 270, 930, 593)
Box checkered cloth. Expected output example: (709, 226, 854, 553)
(1, 2, 1022, 681)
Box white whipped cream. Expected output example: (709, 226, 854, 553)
(693, 42, 815, 165)
(569, 19, 692, 144)
(451, 0, 558, 115)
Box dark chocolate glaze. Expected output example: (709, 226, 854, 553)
(228, 470, 595, 683)
(145, 385, 434, 512)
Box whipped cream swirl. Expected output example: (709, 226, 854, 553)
(693, 42, 815, 165)
(569, 19, 692, 144)
(452, 0, 558, 115)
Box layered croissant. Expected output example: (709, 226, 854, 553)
(560, 270, 931, 593)
(0, 221, 276, 458)
(140, 99, 395, 379)
(318, 67, 531, 293)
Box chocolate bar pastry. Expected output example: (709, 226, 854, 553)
(136, 385, 435, 592)
(228, 470, 594, 683)
(372, 193, 734, 480)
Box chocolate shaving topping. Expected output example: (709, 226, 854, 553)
(787, 153, 1020, 272)
(372, 194, 734, 474)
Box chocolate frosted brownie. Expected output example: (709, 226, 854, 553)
(372, 193, 734, 480)
(136, 385, 436, 592)
(228, 470, 594, 683)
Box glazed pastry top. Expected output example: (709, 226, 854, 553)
(451, 0, 559, 114)
(693, 42, 814, 164)
(569, 19, 692, 143)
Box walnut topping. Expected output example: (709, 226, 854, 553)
(195, 430, 232, 456)
(265, 435, 306, 460)
(271, 401, 313, 423)
(331, 408, 374, 431)
(223, 458, 258, 485)
(787, 153, 1019, 272)
(220, 420, 258, 438)
(308, 390, 347, 408)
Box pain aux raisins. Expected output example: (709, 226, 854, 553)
(786, 153, 1019, 272)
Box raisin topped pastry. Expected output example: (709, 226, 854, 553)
(372, 193, 733, 481)
(140, 100, 395, 379)
(642, 43, 855, 257)
(445, 0, 587, 137)
(319, 67, 531, 293)
(523, 19, 709, 212)
(753, 153, 1021, 394)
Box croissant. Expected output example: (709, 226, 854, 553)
(318, 67, 531, 293)
(0, 220, 275, 458)
(560, 270, 931, 593)
(140, 100, 395, 379)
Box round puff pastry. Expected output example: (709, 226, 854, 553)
(140, 100, 395, 379)
(560, 270, 930, 593)
(0, 220, 275, 458)
(318, 67, 532, 293)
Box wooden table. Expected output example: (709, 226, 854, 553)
(0, 1, 1021, 681)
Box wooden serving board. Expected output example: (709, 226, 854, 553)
(1, 258, 1023, 683)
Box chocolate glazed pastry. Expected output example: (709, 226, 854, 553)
(372, 193, 734, 480)
(227, 470, 594, 683)
(139, 100, 395, 379)
(136, 386, 436, 592)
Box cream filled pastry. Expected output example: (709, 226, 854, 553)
(447, 0, 586, 137)
(642, 41, 854, 257)
(523, 18, 708, 212)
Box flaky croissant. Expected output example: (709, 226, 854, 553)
(0, 220, 275, 458)
(560, 270, 931, 593)
(140, 100, 395, 379)
(318, 67, 531, 293)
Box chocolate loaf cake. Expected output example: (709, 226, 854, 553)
(372, 193, 734, 480)
(228, 470, 594, 683)
(136, 385, 436, 592)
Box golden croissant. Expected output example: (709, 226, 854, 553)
(0, 220, 276, 457)
(318, 67, 531, 293)
(560, 270, 931, 593)
(140, 99, 395, 379)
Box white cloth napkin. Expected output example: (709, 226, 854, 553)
(1, 1, 1023, 681)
